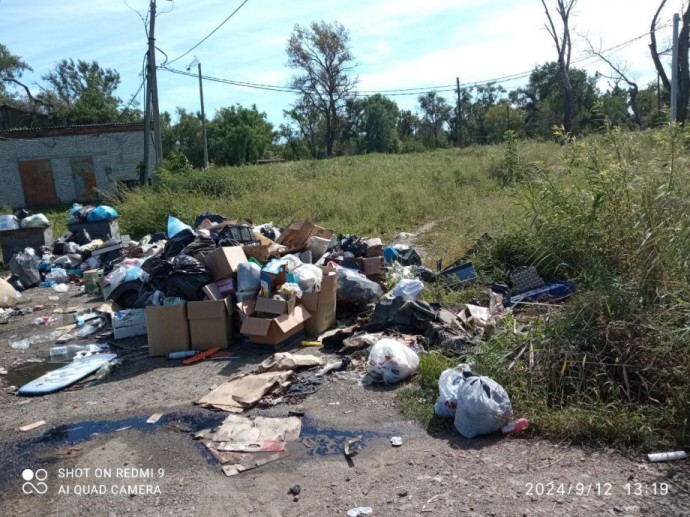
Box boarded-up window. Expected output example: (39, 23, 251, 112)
(18, 159, 58, 208)
(70, 156, 99, 202)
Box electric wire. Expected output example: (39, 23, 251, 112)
(166, 0, 250, 65)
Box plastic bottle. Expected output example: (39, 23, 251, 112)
(75, 324, 99, 338)
(49, 343, 107, 360)
(167, 350, 200, 359)
(94, 361, 115, 380)
(501, 418, 529, 435)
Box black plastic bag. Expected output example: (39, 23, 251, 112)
(142, 255, 211, 301)
(69, 228, 92, 246)
(341, 235, 367, 258)
(9, 250, 41, 288)
(7, 275, 25, 292)
(336, 267, 382, 312)
(181, 235, 217, 257)
(195, 212, 227, 228)
(163, 228, 195, 259)
(14, 208, 32, 220)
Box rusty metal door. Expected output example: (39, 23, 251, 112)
(70, 156, 99, 202)
(18, 159, 58, 208)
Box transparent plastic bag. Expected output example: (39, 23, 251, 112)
(433, 364, 471, 417)
(454, 372, 513, 438)
(390, 278, 424, 301)
(367, 338, 419, 384)
(292, 264, 323, 293)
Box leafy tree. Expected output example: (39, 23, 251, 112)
(417, 91, 452, 148)
(39, 58, 124, 124)
(0, 44, 32, 102)
(208, 104, 274, 166)
(286, 21, 357, 157)
(598, 84, 635, 129)
(160, 108, 206, 168)
(283, 96, 324, 158)
(363, 94, 399, 153)
(513, 62, 598, 138)
(397, 109, 419, 140)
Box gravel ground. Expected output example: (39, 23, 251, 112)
(0, 284, 689, 516)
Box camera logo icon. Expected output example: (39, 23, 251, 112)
(21, 469, 48, 495)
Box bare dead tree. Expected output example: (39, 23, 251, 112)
(541, 0, 577, 133)
(650, 1, 690, 122)
(585, 37, 643, 128)
(650, 1, 670, 97)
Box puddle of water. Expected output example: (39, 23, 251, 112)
(4, 361, 69, 387)
(298, 417, 388, 457)
(0, 410, 227, 487)
(36, 411, 227, 445)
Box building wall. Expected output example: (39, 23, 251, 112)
(0, 129, 153, 208)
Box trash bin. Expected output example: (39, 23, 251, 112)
(67, 219, 119, 241)
(0, 226, 53, 264)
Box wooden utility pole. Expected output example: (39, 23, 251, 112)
(143, 74, 151, 185)
(148, 0, 164, 166)
(456, 77, 463, 148)
(197, 61, 209, 168)
(671, 12, 680, 122)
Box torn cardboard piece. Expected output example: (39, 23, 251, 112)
(254, 352, 324, 373)
(196, 371, 293, 412)
(196, 414, 300, 476)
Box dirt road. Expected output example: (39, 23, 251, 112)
(1, 285, 688, 516)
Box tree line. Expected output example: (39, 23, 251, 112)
(0, 1, 686, 168)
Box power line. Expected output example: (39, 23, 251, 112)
(160, 24, 670, 98)
(166, 0, 250, 65)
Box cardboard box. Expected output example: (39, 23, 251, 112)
(238, 302, 311, 346)
(204, 247, 247, 281)
(300, 266, 338, 336)
(203, 278, 235, 301)
(187, 298, 233, 350)
(113, 308, 147, 339)
(259, 260, 287, 297)
(359, 256, 385, 276)
(255, 296, 296, 316)
(242, 244, 269, 262)
(146, 304, 190, 356)
(365, 238, 383, 257)
(276, 220, 333, 253)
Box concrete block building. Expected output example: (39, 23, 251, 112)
(0, 123, 153, 208)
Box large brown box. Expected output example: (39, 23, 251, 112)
(146, 304, 190, 356)
(187, 298, 233, 350)
(204, 247, 248, 281)
(300, 266, 338, 336)
(238, 302, 311, 346)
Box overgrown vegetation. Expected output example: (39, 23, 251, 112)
(405, 123, 690, 450)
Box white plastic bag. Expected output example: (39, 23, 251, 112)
(434, 364, 471, 417)
(20, 213, 50, 228)
(391, 278, 424, 301)
(454, 373, 513, 438)
(367, 338, 420, 384)
(292, 264, 323, 293)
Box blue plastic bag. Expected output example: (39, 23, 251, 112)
(167, 215, 192, 238)
(86, 205, 118, 222)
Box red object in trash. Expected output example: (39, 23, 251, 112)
(502, 418, 529, 435)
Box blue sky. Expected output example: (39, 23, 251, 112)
(0, 0, 680, 126)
